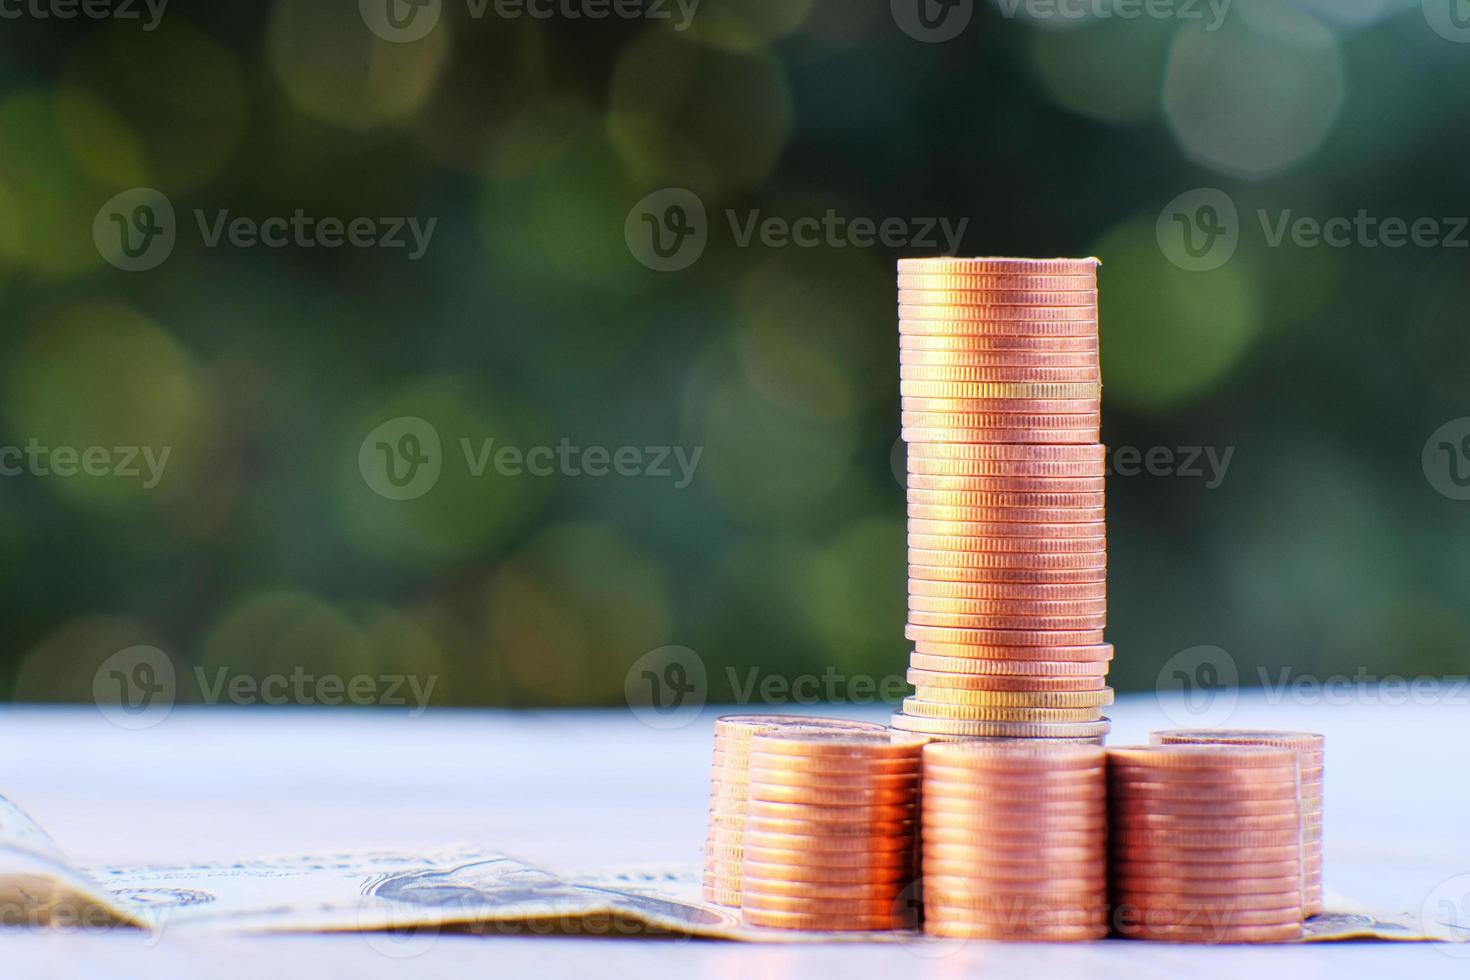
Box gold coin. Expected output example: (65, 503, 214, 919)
(909, 595, 1107, 616)
(924, 741, 1106, 769)
(907, 505, 1107, 526)
(891, 712, 1110, 739)
(906, 623, 1105, 646)
(701, 884, 742, 907)
(909, 687, 1113, 708)
(907, 442, 1105, 460)
(900, 350, 1100, 370)
(899, 305, 1096, 324)
(899, 334, 1098, 353)
(909, 657, 1111, 679)
(903, 427, 1100, 444)
(906, 671, 1105, 693)
(905, 417, 1101, 438)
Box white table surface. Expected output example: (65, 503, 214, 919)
(4, 691, 1468, 979)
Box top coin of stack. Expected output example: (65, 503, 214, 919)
(892, 257, 1113, 743)
(1150, 729, 1324, 916)
(703, 714, 886, 907)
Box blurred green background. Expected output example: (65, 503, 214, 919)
(2, 0, 1468, 709)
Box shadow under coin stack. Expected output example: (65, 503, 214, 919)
(1149, 729, 1324, 916)
(891, 256, 1113, 743)
(920, 742, 1109, 941)
(1107, 744, 1306, 943)
(739, 730, 925, 932)
(704, 715, 885, 907)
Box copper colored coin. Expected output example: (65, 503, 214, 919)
(908, 662, 1109, 683)
(1109, 766, 1300, 789)
(1114, 905, 1305, 928)
(742, 750, 920, 773)
(1115, 921, 1302, 943)
(714, 715, 886, 744)
(908, 443, 1106, 461)
(901, 395, 1100, 415)
(1150, 729, 1323, 752)
(900, 380, 1103, 400)
(744, 816, 915, 839)
(1115, 875, 1304, 896)
(739, 878, 910, 902)
(909, 596, 1107, 618)
(1115, 845, 1307, 867)
(900, 351, 1101, 372)
(897, 257, 1100, 275)
(907, 531, 1106, 552)
(896, 272, 1096, 291)
(910, 460, 1105, 481)
(924, 919, 1107, 941)
(909, 484, 1105, 506)
(899, 303, 1097, 322)
(1112, 890, 1303, 913)
(905, 552, 1105, 575)
(748, 784, 917, 807)
(923, 898, 1109, 927)
(907, 624, 1105, 646)
(923, 829, 1103, 851)
(1114, 860, 1303, 881)
(1119, 813, 1300, 832)
(898, 287, 1098, 306)
(740, 908, 906, 931)
(744, 769, 920, 791)
(900, 336, 1099, 356)
(904, 428, 1102, 445)
(743, 848, 912, 871)
(908, 671, 1105, 694)
(906, 416, 1102, 438)
(920, 866, 1106, 889)
(908, 613, 1108, 632)
(741, 860, 912, 885)
(743, 799, 917, 824)
(907, 519, 1107, 541)
(899, 446, 1105, 473)
(900, 362, 1103, 384)
(1111, 829, 1304, 849)
(907, 506, 1108, 526)
(741, 830, 915, 854)
(1108, 745, 1298, 770)
(702, 885, 742, 907)
(923, 739, 1106, 766)
(911, 642, 1113, 663)
(1111, 780, 1301, 802)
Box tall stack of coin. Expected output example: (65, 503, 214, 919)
(1107, 744, 1305, 943)
(1150, 729, 1325, 916)
(739, 730, 925, 931)
(704, 715, 886, 907)
(921, 742, 1109, 940)
(892, 257, 1113, 744)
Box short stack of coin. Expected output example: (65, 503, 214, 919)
(921, 742, 1109, 940)
(739, 730, 925, 932)
(1107, 744, 1306, 943)
(892, 256, 1113, 744)
(1150, 729, 1325, 916)
(704, 715, 886, 907)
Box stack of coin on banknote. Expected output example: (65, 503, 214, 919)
(1107, 744, 1306, 943)
(921, 742, 1109, 940)
(1150, 729, 1324, 916)
(892, 257, 1113, 743)
(737, 730, 925, 931)
(704, 715, 886, 907)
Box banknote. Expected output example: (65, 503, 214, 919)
(1, 793, 1464, 944)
